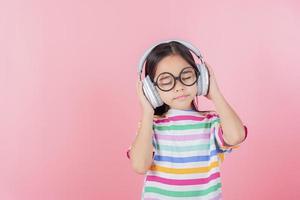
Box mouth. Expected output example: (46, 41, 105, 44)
(174, 95, 189, 100)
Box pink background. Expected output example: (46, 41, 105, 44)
(1, 0, 300, 199)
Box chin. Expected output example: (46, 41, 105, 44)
(171, 101, 193, 109)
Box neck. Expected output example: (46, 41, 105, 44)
(169, 107, 194, 111)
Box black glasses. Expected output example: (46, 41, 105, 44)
(153, 66, 199, 92)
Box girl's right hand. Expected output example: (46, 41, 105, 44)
(136, 78, 154, 116)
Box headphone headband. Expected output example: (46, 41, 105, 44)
(138, 39, 204, 80)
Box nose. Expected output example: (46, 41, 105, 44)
(174, 77, 185, 92)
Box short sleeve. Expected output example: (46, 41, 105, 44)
(209, 111, 248, 161)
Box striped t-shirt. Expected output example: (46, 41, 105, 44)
(127, 108, 247, 200)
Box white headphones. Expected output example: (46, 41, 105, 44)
(138, 39, 210, 109)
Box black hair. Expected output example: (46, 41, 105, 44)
(144, 41, 200, 116)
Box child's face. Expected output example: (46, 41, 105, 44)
(154, 54, 198, 110)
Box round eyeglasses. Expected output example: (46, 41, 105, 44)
(153, 66, 199, 92)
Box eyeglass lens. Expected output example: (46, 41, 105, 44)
(156, 67, 197, 91)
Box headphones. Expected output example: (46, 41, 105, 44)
(138, 39, 210, 109)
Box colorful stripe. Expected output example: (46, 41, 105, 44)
(155, 143, 210, 152)
(146, 172, 220, 185)
(144, 182, 222, 197)
(150, 161, 220, 174)
(154, 114, 217, 124)
(154, 115, 207, 123)
(129, 109, 247, 199)
(153, 120, 218, 131)
(153, 149, 218, 163)
(154, 132, 210, 141)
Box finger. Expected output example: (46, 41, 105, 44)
(137, 80, 142, 94)
(136, 81, 139, 90)
(136, 80, 141, 94)
(137, 80, 141, 89)
(205, 62, 210, 69)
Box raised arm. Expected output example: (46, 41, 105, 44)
(129, 112, 155, 174)
(212, 92, 247, 146)
(204, 61, 247, 146)
(128, 79, 156, 174)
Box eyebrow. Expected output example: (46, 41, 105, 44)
(155, 66, 194, 80)
(158, 69, 193, 78)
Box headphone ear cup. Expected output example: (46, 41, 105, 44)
(196, 63, 210, 96)
(142, 76, 164, 109)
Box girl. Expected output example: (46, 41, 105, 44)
(127, 40, 248, 200)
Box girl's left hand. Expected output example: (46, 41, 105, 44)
(203, 61, 222, 101)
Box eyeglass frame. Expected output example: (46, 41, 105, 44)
(153, 66, 199, 92)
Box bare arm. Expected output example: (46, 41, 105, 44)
(213, 92, 246, 146)
(129, 112, 155, 174)
(204, 61, 247, 146)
